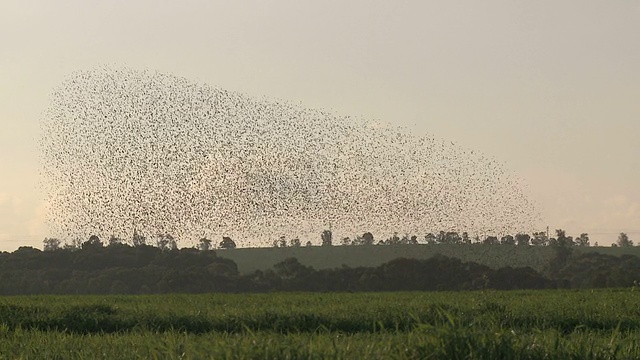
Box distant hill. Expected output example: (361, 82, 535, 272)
(217, 244, 640, 274)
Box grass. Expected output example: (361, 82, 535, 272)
(0, 290, 639, 359)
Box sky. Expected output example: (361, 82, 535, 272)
(1, 1, 639, 250)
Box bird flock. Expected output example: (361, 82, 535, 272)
(40, 67, 541, 246)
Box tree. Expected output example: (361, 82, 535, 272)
(547, 229, 574, 276)
(220, 236, 237, 249)
(273, 257, 313, 284)
(43, 238, 61, 251)
(63, 239, 81, 250)
(156, 234, 177, 251)
(305, 241, 312, 247)
(552, 229, 574, 247)
(575, 233, 590, 247)
(362, 232, 374, 245)
(500, 235, 515, 245)
(566, 236, 574, 246)
(169, 236, 178, 250)
(132, 230, 146, 247)
(461, 232, 470, 244)
(398, 234, 410, 245)
(531, 232, 548, 246)
(278, 236, 287, 248)
(341, 237, 351, 246)
(617, 233, 633, 247)
(198, 238, 213, 251)
(387, 233, 401, 245)
(437, 231, 461, 244)
(82, 235, 103, 249)
(483, 236, 499, 245)
(446, 232, 462, 244)
(424, 233, 437, 244)
(290, 238, 301, 247)
(321, 230, 332, 246)
(156, 234, 169, 250)
(515, 233, 530, 246)
(108, 235, 123, 247)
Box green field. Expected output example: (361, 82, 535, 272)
(1, 290, 640, 359)
(217, 243, 640, 274)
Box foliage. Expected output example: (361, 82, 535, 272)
(132, 230, 146, 247)
(219, 236, 237, 249)
(82, 235, 103, 249)
(108, 235, 123, 247)
(362, 232, 374, 245)
(197, 238, 212, 251)
(531, 231, 549, 246)
(156, 233, 178, 251)
(4, 242, 640, 295)
(500, 235, 515, 245)
(321, 230, 332, 246)
(515, 233, 530, 246)
(290, 238, 301, 247)
(42, 238, 61, 251)
(575, 233, 590, 247)
(618, 233, 634, 247)
(483, 236, 499, 245)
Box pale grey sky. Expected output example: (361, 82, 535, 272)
(1, 1, 639, 250)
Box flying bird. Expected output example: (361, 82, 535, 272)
(39, 66, 541, 247)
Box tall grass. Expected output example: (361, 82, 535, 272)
(0, 289, 638, 359)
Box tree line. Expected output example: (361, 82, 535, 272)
(44, 227, 633, 251)
(271, 229, 635, 248)
(1, 236, 639, 295)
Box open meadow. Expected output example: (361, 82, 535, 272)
(1, 289, 639, 359)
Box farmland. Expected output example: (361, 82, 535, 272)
(1, 290, 640, 359)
